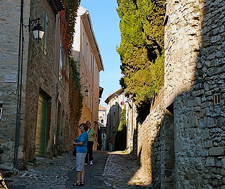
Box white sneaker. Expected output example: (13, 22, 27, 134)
(90, 161, 93, 165)
(85, 163, 87, 166)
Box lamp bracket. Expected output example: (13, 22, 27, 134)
(29, 18, 41, 32)
(81, 85, 88, 90)
(23, 18, 41, 32)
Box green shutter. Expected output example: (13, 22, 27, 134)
(35, 94, 48, 157)
(42, 10, 48, 54)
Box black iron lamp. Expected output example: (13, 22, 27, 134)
(29, 18, 44, 43)
(85, 88, 89, 97)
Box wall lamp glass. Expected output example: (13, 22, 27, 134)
(29, 18, 44, 43)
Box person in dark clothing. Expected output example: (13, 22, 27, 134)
(85, 121, 98, 165)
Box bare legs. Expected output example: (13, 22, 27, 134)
(81, 169, 85, 182)
(76, 169, 85, 183)
(76, 171, 81, 183)
(74, 153, 86, 186)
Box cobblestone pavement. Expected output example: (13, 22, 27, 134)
(103, 151, 152, 189)
(3, 151, 152, 189)
(5, 152, 75, 189)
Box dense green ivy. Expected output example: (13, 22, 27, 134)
(117, 0, 165, 107)
(60, 0, 83, 124)
(69, 57, 83, 122)
(61, 0, 81, 54)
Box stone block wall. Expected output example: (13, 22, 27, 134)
(0, 0, 73, 167)
(137, 89, 175, 187)
(126, 99, 137, 152)
(137, 0, 225, 188)
(23, 0, 72, 161)
(0, 0, 30, 165)
(106, 102, 122, 151)
(164, 0, 225, 188)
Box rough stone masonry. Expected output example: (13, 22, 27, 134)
(137, 0, 225, 188)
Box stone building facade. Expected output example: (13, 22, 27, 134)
(98, 104, 107, 150)
(0, 0, 75, 168)
(137, 0, 225, 188)
(125, 95, 137, 153)
(105, 88, 137, 152)
(99, 104, 107, 127)
(105, 88, 124, 151)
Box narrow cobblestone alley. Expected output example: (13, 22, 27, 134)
(3, 151, 150, 189)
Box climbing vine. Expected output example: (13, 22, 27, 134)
(60, 0, 81, 54)
(59, 0, 83, 123)
(69, 57, 83, 123)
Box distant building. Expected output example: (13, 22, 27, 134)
(104, 88, 137, 152)
(98, 104, 106, 150)
(72, 6, 104, 149)
(105, 88, 124, 151)
(99, 105, 107, 127)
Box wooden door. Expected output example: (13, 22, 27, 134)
(35, 94, 48, 157)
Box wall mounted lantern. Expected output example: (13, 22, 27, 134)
(82, 85, 89, 97)
(29, 18, 44, 43)
(85, 88, 89, 97)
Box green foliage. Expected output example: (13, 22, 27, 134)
(115, 106, 127, 151)
(61, 0, 81, 54)
(117, 0, 165, 107)
(69, 57, 83, 122)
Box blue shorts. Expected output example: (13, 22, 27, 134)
(76, 153, 86, 171)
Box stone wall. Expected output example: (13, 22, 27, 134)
(126, 99, 137, 152)
(23, 0, 72, 161)
(105, 90, 125, 151)
(0, 0, 73, 167)
(106, 101, 122, 151)
(0, 0, 30, 165)
(165, 0, 225, 188)
(138, 0, 225, 188)
(137, 89, 175, 188)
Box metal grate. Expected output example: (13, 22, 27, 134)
(214, 93, 221, 105)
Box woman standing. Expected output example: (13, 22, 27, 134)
(73, 123, 88, 186)
(85, 121, 98, 165)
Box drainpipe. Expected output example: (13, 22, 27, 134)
(14, 0, 24, 169)
(91, 53, 99, 124)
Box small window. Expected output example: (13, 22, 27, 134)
(214, 93, 221, 105)
(42, 11, 48, 54)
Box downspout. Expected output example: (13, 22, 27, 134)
(14, 0, 24, 169)
(91, 52, 99, 123)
